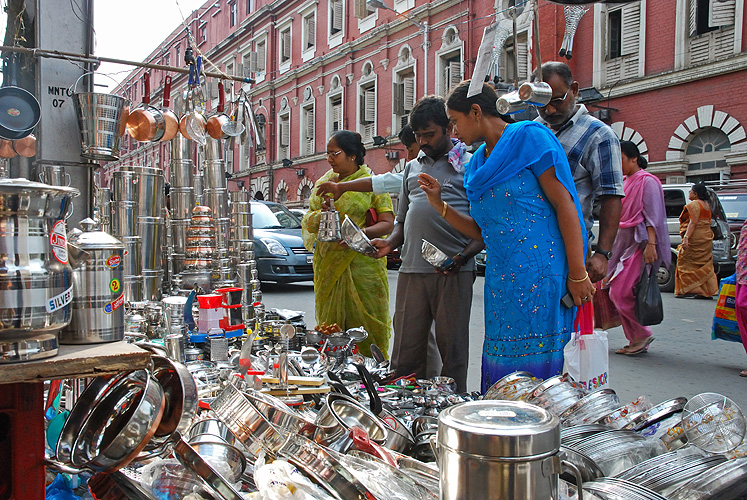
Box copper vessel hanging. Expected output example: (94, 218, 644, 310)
(160, 75, 179, 142)
(206, 81, 229, 140)
(126, 72, 165, 142)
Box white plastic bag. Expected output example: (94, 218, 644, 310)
(562, 303, 610, 391)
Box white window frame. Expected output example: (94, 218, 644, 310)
(674, 0, 742, 69)
(327, 75, 344, 140)
(328, 0, 345, 48)
(392, 45, 417, 135)
(301, 101, 315, 156)
(277, 18, 292, 72)
(499, 29, 529, 86)
(357, 3, 378, 33)
(278, 97, 291, 161)
(435, 28, 464, 97)
(229, 0, 237, 27)
(357, 62, 377, 143)
(393, 0, 415, 12)
(300, 2, 317, 62)
(592, 1, 646, 89)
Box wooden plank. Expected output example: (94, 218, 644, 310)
(262, 385, 331, 396)
(0, 342, 151, 384)
(258, 375, 325, 386)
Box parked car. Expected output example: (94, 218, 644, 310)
(591, 184, 734, 292)
(475, 249, 487, 276)
(716, 189, 747, 257)
(250, 201, 314, 283)
(288, 208, 307, 221)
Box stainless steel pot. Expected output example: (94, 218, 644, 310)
(121, 235, 142, 275)
(170, 187, 195, 220)
(203, 188, 229, 219)
(0, 178, 79, 335)
(137, 216, 164, 271)
(111, 201, 138, 237)
(120, 166, 164, 217)
(61, 218, 125, 344)
(170, 160, 194, 188)
(151, 355, 198, 438)
(123, 275, 145, 303)
(435, 400, 581, 500)
(142, 269, 164, 302)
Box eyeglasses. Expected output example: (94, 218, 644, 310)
(326, 150, 343, 159)
(541, 90, 568, 109)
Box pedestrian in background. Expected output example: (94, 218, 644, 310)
(534, 61, 624, 283)
(607, 141, 670, 355)
(735, 220, 747, 376)
(675, 183, 719, 299)
(420, 81, 592, 391)
(301, 130, 394, 356)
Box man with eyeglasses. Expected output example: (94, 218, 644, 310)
(534, 61, 624, 283)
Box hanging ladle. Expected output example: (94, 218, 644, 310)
(221, 90, 246, 137)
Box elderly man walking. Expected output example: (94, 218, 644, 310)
(371, 95, 483, 392)
(535, 62, 624, 282)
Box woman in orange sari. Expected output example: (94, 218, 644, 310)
(674, 183, 719, 298)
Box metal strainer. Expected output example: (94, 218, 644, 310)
(681, 392, 746, 453)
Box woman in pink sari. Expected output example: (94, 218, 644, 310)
(607, 141, 671, 355)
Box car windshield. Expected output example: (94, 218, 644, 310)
(251, 202, 302, 229)
(718, 193, 747, 221)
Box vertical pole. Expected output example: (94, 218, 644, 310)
(511, 8, 519, 88)
(533, 0, 543, 82)
(423, 22, 429, 96)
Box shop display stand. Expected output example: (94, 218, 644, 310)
(0, 342, 151, 500)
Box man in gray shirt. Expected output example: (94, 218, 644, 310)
(371, 96, 484, 392)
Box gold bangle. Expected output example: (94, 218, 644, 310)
(441, 201, 448, 218)
(567, 271, 589, 283)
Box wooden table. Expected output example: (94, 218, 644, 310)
(0, 342, 150, 500)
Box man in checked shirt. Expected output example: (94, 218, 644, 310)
(533, 61, 625, 283)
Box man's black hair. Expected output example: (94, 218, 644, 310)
(532, 61, 574, 88)
(397, 124, 416, 147)
(409, 95, 449, 132)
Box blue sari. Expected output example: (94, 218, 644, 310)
(465, 121, 587, 392)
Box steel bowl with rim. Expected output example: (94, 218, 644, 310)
(189, 439, 247, 483)
(483, 371, 542, 400)
(67, 370, 165, 472)
(559, 389, 621, 427)
(150, 355, 198, 439)
(187, 417, 238, 446)
(314, 393, 388, 452)
(242, 389, 317, 438)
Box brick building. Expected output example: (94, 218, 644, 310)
(106, 0, 747, 204)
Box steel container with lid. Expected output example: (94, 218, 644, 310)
(61, 218, 125, 344)
(436, 400, 565, 500)
(0, 178, 79, 334)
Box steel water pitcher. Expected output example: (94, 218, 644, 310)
(317, 199, 341, 242)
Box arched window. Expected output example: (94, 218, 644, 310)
(301, 185, 311, 203)
(685, 127, 731, 183)
(277, 188, 288, 203)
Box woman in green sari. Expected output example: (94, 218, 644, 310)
(302, 131, 395, 356)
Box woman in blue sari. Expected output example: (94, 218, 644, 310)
(419, 81, 593, 392)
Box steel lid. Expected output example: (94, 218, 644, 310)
(438, 400, 560, 458)
(68, 218, 125, 250)
(0, 177, 80, 197)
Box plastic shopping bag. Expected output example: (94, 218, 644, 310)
(713, 273, 741, 343)
(563, 303, 610, 391)
(634, 264, 664, 326)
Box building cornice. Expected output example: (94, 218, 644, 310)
(601, 53, 747, 99)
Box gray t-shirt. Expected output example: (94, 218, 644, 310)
(397, 146, 475, 273)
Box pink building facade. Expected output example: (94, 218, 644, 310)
(106, 0, 747, 203)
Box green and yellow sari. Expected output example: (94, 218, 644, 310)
(302, 165, 393, 357)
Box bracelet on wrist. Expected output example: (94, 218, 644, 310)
(567, 271, 589, 283)
(441, 201, 448, 218)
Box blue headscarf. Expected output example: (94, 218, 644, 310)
(464, 120, 586, 245)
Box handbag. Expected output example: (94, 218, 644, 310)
(713, 273, 741, 342)
(593, 280, 622, 330)
(711, 218, 724, 240)
(563, 303, 610, 392)
(634, 264, 664, 326)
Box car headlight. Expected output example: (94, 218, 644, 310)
(259, 237, 289, 256)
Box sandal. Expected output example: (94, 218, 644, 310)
(624, 337, 655, 355)
(615, 346, 630, 355)
(740, 370, 747, 377)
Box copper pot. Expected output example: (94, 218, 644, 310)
(160, 75, 179, 142)
(126, 73, 165, 142)
(13, 133, 36, 157)
(0, 139, 15, 158)
(206, 81, 229, 140)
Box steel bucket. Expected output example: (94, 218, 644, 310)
(138, 216, 164, 271)
(73, 92, 130, 161)
(111, 201, 138, 237)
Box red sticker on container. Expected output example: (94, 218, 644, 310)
(104, 294, 125, 314)
(106, 254, 121, 268)
(50, 220, 68, 264)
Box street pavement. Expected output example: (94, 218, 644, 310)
(261, 271, 747, 410)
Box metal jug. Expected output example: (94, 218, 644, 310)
(317, 198, 341, 242)
(496, 90, 531, 115)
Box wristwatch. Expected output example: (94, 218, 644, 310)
(595, 248, 612, 260)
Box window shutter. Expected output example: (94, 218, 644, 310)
(364, 89, 376, 123)
(448, 61, 462, 89)
(689, 0, 698, 36)
(332, 0, 343, 31)
(620, 3, 641, 56)
(393, 82, 404, 115)
(210, 80, 220, 99)
(282, 31, 291, 60)
(354, 0, 367, 19)
(306, 16, 316, 48)
(517, 42, 528, 81)
(332, 103, 342, 131)
(258, 43, 266, 71)
(713, 26, 735, 58)
(403, 77, 415, 111)
(280, 118, 290, 146)
(709, 0, 735, 27)
(306, 108, 314, 143)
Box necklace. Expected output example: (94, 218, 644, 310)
(485, 122, 508, 157)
